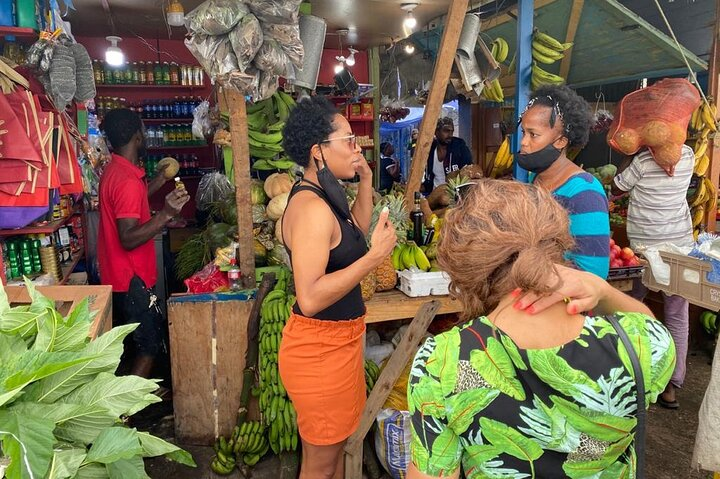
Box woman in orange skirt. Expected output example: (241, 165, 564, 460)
(279, 96, 397, 479)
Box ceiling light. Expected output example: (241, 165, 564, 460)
(401, 3, 419, 30)
(105, 36, 124, 67)
(334, 63, 345, 74)
(166, 0, 185, 27)
(346, 47, 358, 66)
(405, 43, 415, 54)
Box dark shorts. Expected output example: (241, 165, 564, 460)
(112, 275, 166, 358)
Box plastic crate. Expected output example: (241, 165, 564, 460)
(608, 265, 645, 280)
(642, 251, 720, 309)
(397, 270, 451, 297)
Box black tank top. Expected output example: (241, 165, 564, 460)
(283, 180, 367, 320)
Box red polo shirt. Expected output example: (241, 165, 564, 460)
(98, 154, 157, 292)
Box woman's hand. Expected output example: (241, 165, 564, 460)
(512, 264, 610, 315)
(355, 154, 373, 182)
(368, 207, 397, 264)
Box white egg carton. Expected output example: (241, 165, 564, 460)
(397, 268, 451, 297)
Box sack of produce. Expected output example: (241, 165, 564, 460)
(229, 13, 263, 72)
(257, 70, 279, 101)
(246, 0, 303, 25)
(262, 24, 304, 69)
(185, 0, 248, 35)
(607, 78, 701, 176)
(197, 171, 234, 211)
(185, 33, 239, 80)
(48, 42, 76, 110)
(374, 409, 411, 479)
(71, 42, 96, 102)
(253, 39, 291, 76)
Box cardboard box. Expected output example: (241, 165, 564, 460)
(348, 103, 363, 120)
(361, 102, 374, 120)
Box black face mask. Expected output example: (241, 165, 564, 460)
(517, 140, 563, 173)
(313, 151, 352, 221)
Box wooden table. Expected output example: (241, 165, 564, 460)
(364, 289, 461, 323)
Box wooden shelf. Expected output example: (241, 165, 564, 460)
(0, 26, 37, 40)
(364, 289, 461, 324)
(96, 84, 205, 90)
(60, 252, 84, 285)
(0, 204, 81, 237)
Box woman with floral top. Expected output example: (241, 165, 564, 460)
(407, 179, 675, 479)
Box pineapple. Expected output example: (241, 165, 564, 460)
(446, 173, 471, 207)
(368, 193, 410, 243)
(360, 272, 377, 301)
(374, 255, 397, 291)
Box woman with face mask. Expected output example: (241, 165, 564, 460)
(518, 85, 610, 279)
(278, 96, 397, 479)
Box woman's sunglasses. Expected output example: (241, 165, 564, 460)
(321, 134, 357, 149)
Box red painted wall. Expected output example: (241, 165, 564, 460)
(318, 48, 369, 86)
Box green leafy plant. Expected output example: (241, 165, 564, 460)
(0, 280, 196, 478)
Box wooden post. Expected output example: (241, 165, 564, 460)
(705, 1, 720, 232)
(221, 87, 255, 288)
(511, 0, 534, 183)
(344, 300, 441, 478)
(559, 0, 584, 80)
(370, 46, 382, 190)
(404, 0, 469, 206)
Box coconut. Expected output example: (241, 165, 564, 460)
(157, 157, 180, 178)
(609, 128, 641, 155)
(640, 120, 672, 147)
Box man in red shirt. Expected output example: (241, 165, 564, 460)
(98, 108, 189, 379)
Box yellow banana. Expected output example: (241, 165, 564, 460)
(702, 101, 717, 132)
(532, 63, 565, 85)
(493, 37, 509, 63)
(391, 245, 403, 270)
(532, 47, 561, 65)
(691, 178, 708, 208)
(692, 205, 705, 227)
(533, 29, 565, 52)
(704, 176, 717, 212)
(413, 245, 432, 271)
(694, 154, 710, 177)
(531, 41, 565, 60)
(694, 136, 709, 159)
(401, 244, 417, 270)
(690, 107, 702, 132)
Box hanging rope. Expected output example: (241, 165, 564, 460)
(653, 0, 710, 107)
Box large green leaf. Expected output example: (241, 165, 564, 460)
(23, 277, 55, 314)
(136, 432, 196, 467)
(46, 447, 87, 479)
(0, 351, 93, 407)
(425, 328, 460, 396)
(527, 348, 600, 397)
(24, 324, 137, 403)
(408, 375, 445, 417)
(563, 434, 633, 478)
(427, 427, 462, 476)
(469, 336, 525, 401)
(479, 417, 543, 464)
(10, 402, 116, 445)
(74, 463, 110, 479)
(106, 456, 150, 479)
(0, 410, 55, 479)
(64, 297, 92, 327)
(500, 334, 527, 370)
(85, 427, 143, 464)
(0, 281, 9, 315)
(0, 309, 41, 338)
(61, 372, 161, 418)
(33, 308, 61, 352)
(462, 444, 500, 476)
(550, 395, 636, 443)
(445, 388, 499, 434)
(34, 308, 91, 353)
(0, 333, 27, 363)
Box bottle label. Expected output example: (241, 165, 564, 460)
(228, 270, 241, 280)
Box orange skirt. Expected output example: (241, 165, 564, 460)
(278, 311, 366, 445)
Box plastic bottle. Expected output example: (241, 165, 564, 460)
(228, 258, 242, 292)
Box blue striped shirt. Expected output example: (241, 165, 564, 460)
(551, 173, 610, 279)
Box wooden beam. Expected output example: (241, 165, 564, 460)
(370, 46, 382, 190)
(404, 0, 470, 206)
(559, 0, 585, 80)
(221, 88, 255, 288)
(482, 0, 558, 30)
(705, 0, 720, 232)
(344, 300, 440, 479)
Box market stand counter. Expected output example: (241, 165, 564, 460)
(364, 289, 461, 323)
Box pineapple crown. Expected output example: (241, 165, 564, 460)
(367, 194, 410, 245)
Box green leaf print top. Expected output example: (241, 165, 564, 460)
(407, 312, 676, 478)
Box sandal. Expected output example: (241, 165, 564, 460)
(657, 395, 679, 409)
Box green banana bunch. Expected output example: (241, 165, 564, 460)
(531, 29, 572, 67)
(247, 90, 297, 161)
(210, 434, 237, 475)
(531, 62, 565, 90)
(701, 310, 718, 335)
(395, 242, 432, 271)
(257, 266, 300, 455)
(490, 37, 509, 63)
(364, 359, 381, 395)
(483, 78, 504, 103)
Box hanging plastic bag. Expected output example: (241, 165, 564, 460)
(184, 262, 229, 293)
(192, 100, 213, 139)
(72, 42, 96, 102)
(256, 70, 279, 101)
(48, 42, 77, 110)
(607, 78, 701, 175)
(253, 39, 290, 76)
(185, 0, 249, 35)
(262, 24, 304, 69)
(246, 0, 303, 25)
(185, 33, 239, 80)
(196, 171, 234, 212)
(374, 409, 411, 479)
(229, 14, 263, 72)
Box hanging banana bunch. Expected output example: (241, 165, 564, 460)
(530, 29, 572, 90)
(489, 136, 513, 178)
(483, 37, 509, 103)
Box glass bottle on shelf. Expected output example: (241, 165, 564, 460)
(124, 62, 133, 84)
(170, 62, 180, 85)
(146, 61, 155, 85)
(138, 61, 147, 84)
(131, 62, 140, 84)
(154, 62, 162, 85)
(162, 62, 171, 85)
